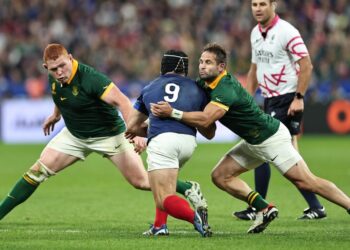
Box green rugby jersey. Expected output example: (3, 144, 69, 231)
(49, 60, 125, 139)
(198, 71, 279, 144)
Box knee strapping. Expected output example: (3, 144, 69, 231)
(26, 160, 56, 183)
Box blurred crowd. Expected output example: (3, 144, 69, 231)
(0, 0, 349, 103)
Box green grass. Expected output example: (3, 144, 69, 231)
(0, 135, 349, 249)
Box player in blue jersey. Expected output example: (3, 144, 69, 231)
(126, 50, 216, 237)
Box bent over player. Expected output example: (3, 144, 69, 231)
(0, 44, 207, 222)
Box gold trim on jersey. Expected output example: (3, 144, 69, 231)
(210, 101, 229, 111)
(67, 59, 78, 84)
(206, 70, 227, 89)
(100, 82, 114, 100)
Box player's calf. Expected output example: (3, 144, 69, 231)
(0, 160, 56, 220)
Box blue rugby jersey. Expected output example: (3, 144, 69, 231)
(134, 74, 208, 142)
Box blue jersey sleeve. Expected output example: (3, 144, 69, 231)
(133, 94, 149, 116)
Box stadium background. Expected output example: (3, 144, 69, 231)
(0, 1, 349, 249)
(0, 0, 349, 143)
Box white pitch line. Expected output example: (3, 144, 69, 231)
(0, 229, 234, 235)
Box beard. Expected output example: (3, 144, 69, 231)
(200, 74, 217, 83)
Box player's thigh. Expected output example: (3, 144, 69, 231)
(37, 147, 80, 173)
(90, 132, 134, 157)
(222, 140, 264, 175)
(108, 148, 146, 179)
(251, 123, 302, 174)
(146, 133, 196, 172)
(89, 132, 146, 177)
(40, 127, 85, 172)
(283, 159, 316, 184)
(46, 127, 92, 160)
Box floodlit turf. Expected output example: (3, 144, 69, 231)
(0, 135, 349, 249)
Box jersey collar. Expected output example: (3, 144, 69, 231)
(258, 14, 279, 35)
(66, 59, 78, 84)
(206, 70, 227, 89)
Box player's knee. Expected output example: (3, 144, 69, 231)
(26, 160, 56, 184)
(294, 179, 316, 193)
(129, 177, 150, 191)
(211, 168, 223, 187)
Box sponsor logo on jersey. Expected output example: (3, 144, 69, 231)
(72, 86, 79, 96)
(51, 82, 56, 95)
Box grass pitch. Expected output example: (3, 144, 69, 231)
(0, 135, 349, 249)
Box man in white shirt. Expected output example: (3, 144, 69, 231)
(233, 0, 326, 221)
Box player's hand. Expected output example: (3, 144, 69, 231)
(150, 101, 172, 117)
(130, 136, 147, 154)
(288, 98, 304, 116)
(125, 130, 136, 140)
(43, 115, 61, 136)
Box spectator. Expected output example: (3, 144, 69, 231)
(0, 0, 348, 101)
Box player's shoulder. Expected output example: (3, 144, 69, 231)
(78, 62, 108, 79)
(78, 62, 96, 73)
(222, 73, 239, 86)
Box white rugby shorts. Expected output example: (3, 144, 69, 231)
(46, 127, 133, 160)
(146, 132, 197, 171)
(227, 123, 302, 174)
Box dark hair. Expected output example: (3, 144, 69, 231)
(161, 50, 189, 76)
(203, 43, 227, 65)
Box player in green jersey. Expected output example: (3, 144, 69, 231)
(0, 44, 207, 223)
(151, 43, 350, 234)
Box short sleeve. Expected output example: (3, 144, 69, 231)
(133, 93, 148, 116)
(210, 80, 236, 111)
(84, 70, 113, 97)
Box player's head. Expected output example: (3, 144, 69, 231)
(251, 0, 277, 26)
(161, 50, 189, 76)
(199, 43, 227, 82)
(43, 43, 73, 84)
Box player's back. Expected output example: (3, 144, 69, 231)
(140, 73, 208, 141)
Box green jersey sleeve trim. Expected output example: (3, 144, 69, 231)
(100, 82, 114, 99)
(210, 101, 229, 111)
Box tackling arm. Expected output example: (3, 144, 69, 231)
(197, 122, 217, 140)
(181, 103, 226, 128)
(151, 101, 225, 134)
(125, 109, 149, 138)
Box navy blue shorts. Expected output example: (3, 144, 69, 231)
(264, 92, 303, 135)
